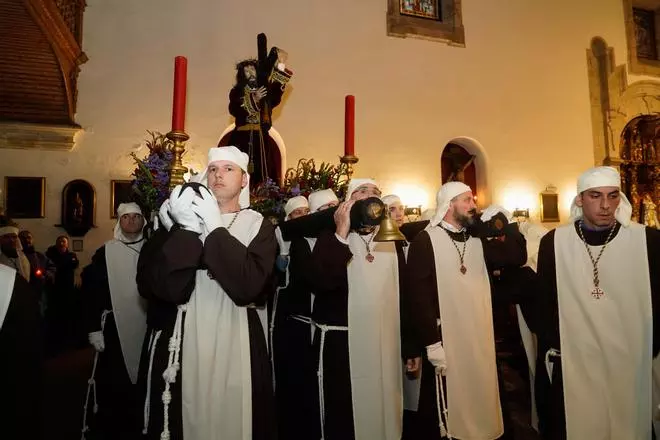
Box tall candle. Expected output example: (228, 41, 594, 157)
(171, 56, 188, 132)
(344, 95, 355, 156)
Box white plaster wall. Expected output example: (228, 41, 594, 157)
(0, 0, 639, 266)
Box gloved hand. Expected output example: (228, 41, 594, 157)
(191, 188, 223, 233)
(169, 185, 201, 234)
(158, 199, 174, 232)
(275, 227, 290, 256)
(88, 331, 105, 352)
(426, 341, 447, 376)
(480, 204, 512, 222)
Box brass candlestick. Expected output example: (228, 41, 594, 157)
(167, 130, 189, 189)
(340, 154, 359, 181)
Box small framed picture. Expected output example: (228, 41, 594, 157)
(110, 180, 134, 218)
(540, 192, 560, 223)
(5, 176, 46, 218)
(72, 239, 84, 252)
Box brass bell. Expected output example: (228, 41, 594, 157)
(374, 209, 406, 242)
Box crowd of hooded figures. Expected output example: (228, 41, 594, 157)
(0, 148, 658, 440)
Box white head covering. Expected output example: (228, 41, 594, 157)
(194, 146, 251, 209)
(284, 196, 309, 220)
(429, 181, 472, 227)
(309, 189, 339, 212)
(345, 178, 378, 201)
(114, 202, 144, 242)
(381, 194, 403, 208)
(569, 166, 632, 227)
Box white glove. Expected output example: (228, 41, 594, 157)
(158, 199, 174, 232)
(480, 204, 512, 222)
(275, 227, 290, 256)
(169, 185, 202, 234)
(191, 188, 223, 233)
(426, 341, 447, 376)
(88, 331, 105, 352)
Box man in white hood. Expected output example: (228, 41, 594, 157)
(81, 202, 147, 439)
(137, 146, 277, 440)
(309, 178, 404, 440)
(405, 181, 527, 440)
(534, 166, 660, 439)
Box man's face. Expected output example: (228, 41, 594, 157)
(207, 161, 247, 203)
(388, 203, 406, 227)
(576, 186, 620, 227)
(288, 207, 310, 220)
(243, 65, 257, 84)
(119, 213, 144, 234)
(57, 237, 68, 251)
(19, 231, 33, 248)
(318, 201, 339, 212)
(349, 184, 382, 201)
(448, 191, 477, 227)
(0, 233, 18, 251)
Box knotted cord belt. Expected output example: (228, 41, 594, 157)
(142, 329, 162, 435)
(435, 373, 452, 439)
(81, 309, 112, 440)
(290, 314, 348, 440)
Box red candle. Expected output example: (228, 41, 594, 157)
(344, 95, 355, 156)
(171, 56, 188, 132)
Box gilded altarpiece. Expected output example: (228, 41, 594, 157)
(619, 116, 660, 228)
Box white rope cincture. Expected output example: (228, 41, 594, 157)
(545, 348, 560, 384)
(160, 304, 187, 440)
(291, 314, 348, 440)
(80, 309, 112, 440)
(142, 329, 162, 435)
(435, 373, 452, 439)
(270, 263, 290, 392)
(269, 288, 281, 391)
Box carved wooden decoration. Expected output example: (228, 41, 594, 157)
(0, 0, 87, 151)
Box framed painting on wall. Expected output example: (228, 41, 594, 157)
(4, 176, 46, 218)
(110, 180, 134, 218)
(540, 192, 560, 223)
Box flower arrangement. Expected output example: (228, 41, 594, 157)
(250, 158, 350, 219)
(130, 131, 174, 216)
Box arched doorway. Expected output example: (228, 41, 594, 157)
(441, 143, 477, 192)
(440, 137, 489, 205)
(217, 124, 288, 187)
(618, 115, 660, 224)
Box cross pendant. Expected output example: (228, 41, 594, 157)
(460, 265, 467, 274)
(591, 287, 604, 299)
(366, 253, 375, 263)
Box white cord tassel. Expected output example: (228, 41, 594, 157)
(142, 329, 162, 435)
(435, 373, 452, 439)
(161, 304, 186, 440)
(80, 310, 111, 440)
(269, 288, 281, 391)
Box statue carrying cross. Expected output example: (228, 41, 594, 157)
(221, 33, 293, 188)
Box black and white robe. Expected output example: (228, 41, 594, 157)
(81, 239, 147, 438)
(405, 222, 527, 440)
(533, 221, 660, 439)
(0, 264, 43, 439)
(137, 210, 277, 440)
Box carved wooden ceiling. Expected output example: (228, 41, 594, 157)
(0, 0, 87, 126)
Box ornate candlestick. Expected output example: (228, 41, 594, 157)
(167, 56, 189, 189)
(167, 130, 189, 189)
(340, 154, 359, 180)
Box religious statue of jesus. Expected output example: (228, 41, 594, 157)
(223, 35, 292, 188)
